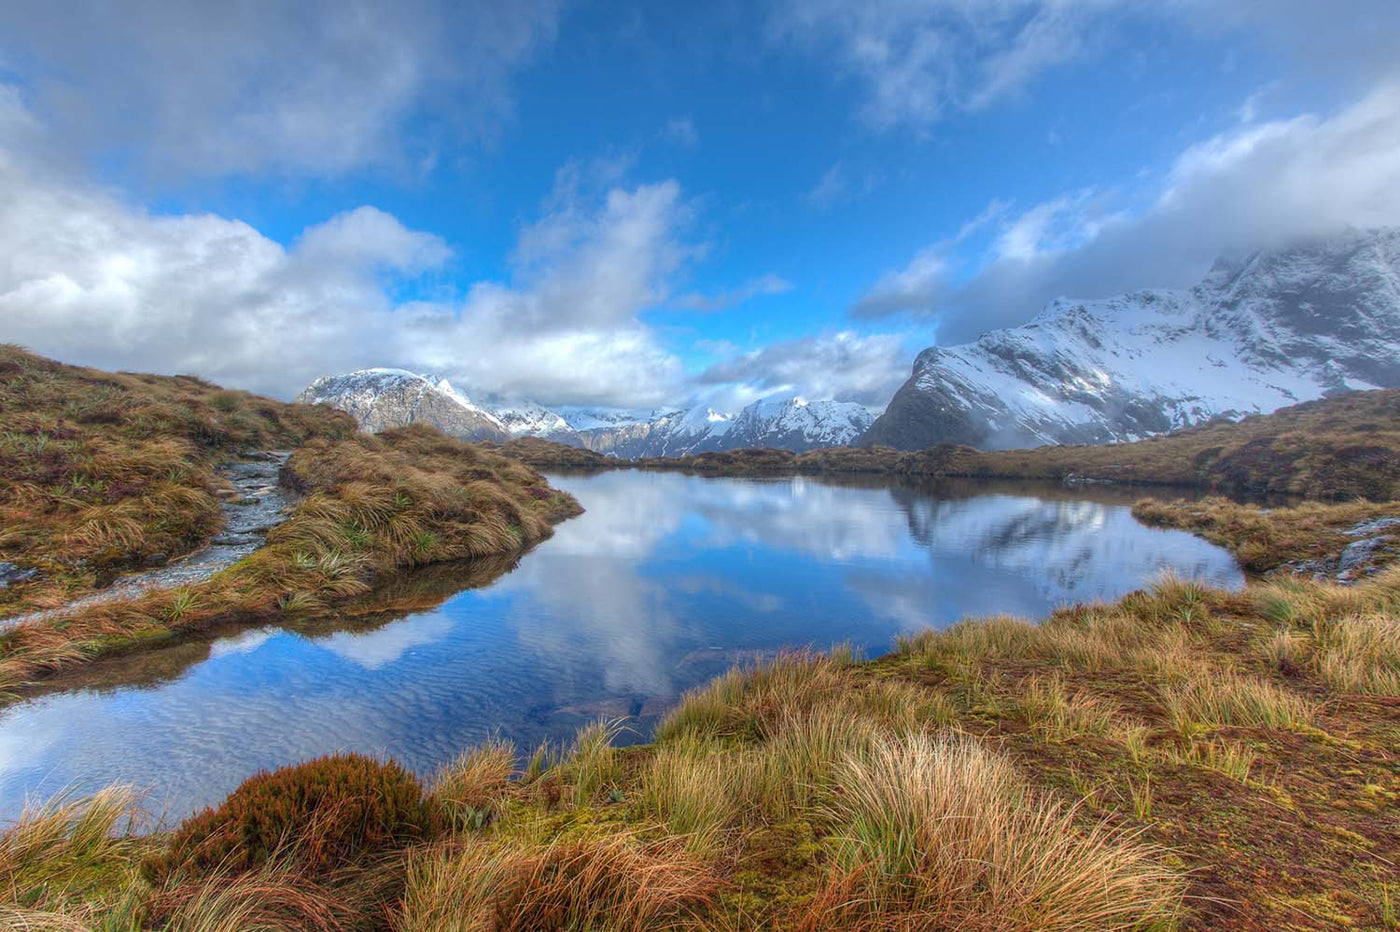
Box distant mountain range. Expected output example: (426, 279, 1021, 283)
(864, 228, 1400, 450)
(296, 371, 873, 457)
(299, 229, 1400, 457)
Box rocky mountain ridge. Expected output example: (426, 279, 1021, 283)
(296, 370, 873, 457)
(863, 228, 1400, 450)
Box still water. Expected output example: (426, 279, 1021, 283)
(0, 471, 1243, 823)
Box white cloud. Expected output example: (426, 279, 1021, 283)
(0, 110, 693, 406)
(852, 83, 1400, 343)
(698, 331, 913, 409)
(0, 0, 562, 178)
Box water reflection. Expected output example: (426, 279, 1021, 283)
(0, 471, 1242, 824)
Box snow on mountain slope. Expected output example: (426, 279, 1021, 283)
(296, 369, 508, 441)
(487, 400, 582, 445)
(863, 228, 1400, 451)
(297, 377, 873, 457)
(576, 396, 872, 458)
(558, 408, 661, 431)
(726, 397, 874, 451)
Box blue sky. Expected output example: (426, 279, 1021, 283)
(2, 1, 1398, 410)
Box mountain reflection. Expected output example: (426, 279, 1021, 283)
(0, 470, 1242, 825)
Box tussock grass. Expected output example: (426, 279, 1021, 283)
(144, 859, 350, 932)
(395, 833, 718, 932)
(811, 733, 1182, 932)
(1134, 497, 1400, 574)
(1167, 738, 1259, 785)
(431, 738, 517, 829)
(639, 739, 746, 851)
(0, 346, 356, 618)
(566, 719, 625, 807)
(1013, 673, 1120, 742)
(1160, 671, 1316, 733)
(0, 787, 143, 915)
(654, 651, 852, 743)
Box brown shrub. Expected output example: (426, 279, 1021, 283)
(146, 753, 440, 883)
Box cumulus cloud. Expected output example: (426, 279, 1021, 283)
(698, 331, 913, 409)
(0, 111, 692, 405)
(0, 0, 562, 178)
(854, 83, 1400, 343)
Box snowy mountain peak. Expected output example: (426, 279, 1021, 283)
(864, 228, 1400, 451)
(298, 372, 874, 457)
(296, 369, 510, 441)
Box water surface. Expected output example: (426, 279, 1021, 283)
(0, 471, 1242, 823)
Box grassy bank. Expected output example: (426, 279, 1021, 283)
(0, 346, 357, 618)
(0, 425, 580, 692)
(5, 568, 1397, 930)
(502, 389, 1400, 501)
(0, 348, 581, 692)
(1133, 498, 1400, 577)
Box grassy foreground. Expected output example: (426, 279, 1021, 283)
(0, 349, 581, 693)
(5, 566, 1398, 931)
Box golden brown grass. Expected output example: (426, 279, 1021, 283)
(811, 733, 1181, 932)
(1133, 496, 1399, 574)
(395, 833, 718, 932)
(0, 345, 356, 617)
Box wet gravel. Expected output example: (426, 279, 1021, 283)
(1, 452, 293, 630)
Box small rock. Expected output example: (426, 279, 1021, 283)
(1344, 516, 1400, 537)
(1337, 536, 1393, 581)
(145, 552, 169, 567)
(0, 562, 38, 588)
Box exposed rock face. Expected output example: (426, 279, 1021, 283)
(296, 369, 509, 441)
(864, 228, 1400, 451)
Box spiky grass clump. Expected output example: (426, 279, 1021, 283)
(395, 833, 718, 932)
(654, 650, 853, 743)
(431, 738, 518, 830)
(811, 734, 1182, 932)
(0, 786, 145, 922)
(1159, 671, 1317, 733)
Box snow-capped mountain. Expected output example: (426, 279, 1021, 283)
(486, 400, 582, 445)
(296, 369, 509, 441)
(557, 408, 666, 432)
(725, 397, 874, 451)
(575, 406, 730, 458)
(575, 396, 872, 458)
(297, 372, 874, 457)
(863, 228, 1400, 451)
